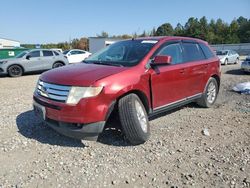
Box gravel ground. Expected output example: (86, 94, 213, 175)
(0, 63, 249, 188)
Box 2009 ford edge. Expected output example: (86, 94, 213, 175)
(33, 36, 221, 145)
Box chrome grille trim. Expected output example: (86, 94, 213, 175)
(36, 80, 71, 102)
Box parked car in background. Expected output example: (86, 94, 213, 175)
(51, 48, 63, 53)
(216, 50, 239, 65)
(0, 49, 68, 77)
(241, 55, 250, 73)
(63, 49, 91, 64)
(33, 36, 220, 145)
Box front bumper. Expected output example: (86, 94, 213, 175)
(33, 92, 114, 140)
(46, 119, 105, 140)
(0, 66, 7, 74)
(241, 62, 250, 72)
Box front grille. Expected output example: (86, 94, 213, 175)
(36, 80, 71, 102)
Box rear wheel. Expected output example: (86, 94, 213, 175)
(8, 65, 23, 77)
(197, 77, 218, 108)
(53, 62, 64, 68)
(118, 94, 150, 145)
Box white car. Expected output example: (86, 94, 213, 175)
(63, 49, 92, 64)
(216, 50, 239, 65)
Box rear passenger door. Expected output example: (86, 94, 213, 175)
(41, 50, 55, 69)
(181, 41, 208, 97)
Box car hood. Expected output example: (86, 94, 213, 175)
(40, 63, 128, 86)
(0, 58, 19, 62)
(217, 55, 226, 59)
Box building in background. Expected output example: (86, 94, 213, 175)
(0, 38, 27, 59)
(0, 38, 20, 48)
(89, 37, 122, 54)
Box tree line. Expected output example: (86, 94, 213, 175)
(22, 16, 250, 51)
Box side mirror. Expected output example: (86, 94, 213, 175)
(26, 55, 31, 60)
(151, 55, 172, 66)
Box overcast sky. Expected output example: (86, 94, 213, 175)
(0, 0, 249, 44)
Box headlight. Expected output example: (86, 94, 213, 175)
(66, 86, 103, 104)
(0, 61, 8, 64)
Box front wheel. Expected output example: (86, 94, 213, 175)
(197, 77, 218, 108)
(235, 58, 239, 64)
(8, 65, 23, 77)
(224, 59, 228, 65)
(118, 94, 150, 145)
(52, 62, 64, 68)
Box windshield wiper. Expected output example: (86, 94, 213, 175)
(92, 61, 123, 67)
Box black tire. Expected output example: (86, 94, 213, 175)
(197, 77, 218, 108)
(235, 58, 239, 64)
(53, 62, 64, 68)
(118, 94, 150, 145)
(8, 65, 23, 77)
(224, 59, 228, 65)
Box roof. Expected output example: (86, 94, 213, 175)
(133, 36, 207, 44)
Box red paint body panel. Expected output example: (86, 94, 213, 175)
(34, 36, 221, 125)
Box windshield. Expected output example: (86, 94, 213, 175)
(63, 50, 70, 55)
(16, 51, 28, 58)
(84, 40, 157, 67)
(216, 51, 228, 55)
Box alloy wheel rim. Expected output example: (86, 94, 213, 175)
(135, 100, 147, 133)
(207, 82, 216, 104)
(11, 66, 20, 75)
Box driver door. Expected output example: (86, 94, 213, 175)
(150, 42, 189, 109)
(24, 50, 42, 71)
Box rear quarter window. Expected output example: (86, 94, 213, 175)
(53, 51, 60, 56)
(199, 43, 215, 59)
(182, 42, 206, 62)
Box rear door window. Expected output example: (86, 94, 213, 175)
(199, 43, 215, 59)
(42, 50, 54, 57)
(182, 42, 206, 62)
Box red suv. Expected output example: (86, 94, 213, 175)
(33, 36, 220, 145)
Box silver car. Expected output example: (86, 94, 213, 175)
(216, 50, 240, 65)
(241, 55, 250, 73)
(0, 49, 69, 77)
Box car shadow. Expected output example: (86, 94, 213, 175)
(16, 110, 85, 148)
(16, 102, 207, 148)
(225, 69, 247, 75)
(16, 110, 130, 147)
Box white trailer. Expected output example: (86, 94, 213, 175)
(89, 37, 122, 54)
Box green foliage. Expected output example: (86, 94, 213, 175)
(158, 16, 250, 44)
(156, 23, 174, 36)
